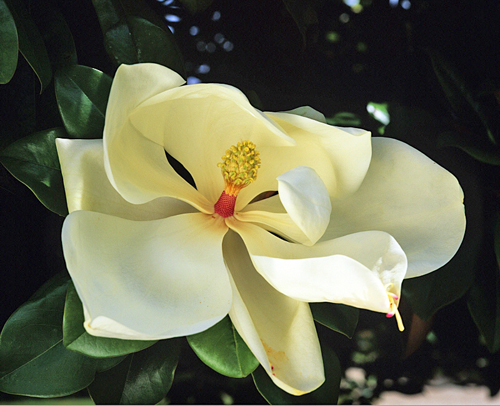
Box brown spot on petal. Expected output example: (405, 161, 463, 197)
(261, 340, 289, 373)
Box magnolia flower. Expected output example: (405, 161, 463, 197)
(56, 63, 465, 395)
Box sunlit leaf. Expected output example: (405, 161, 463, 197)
(0, 0, 18, 84)
(92, 0, 185, 77)
(88, 339, 181, 405)
(187, 316, 259, 378)
(467, 213, 500, 353)
(0, 274, 97, 397)
(63, 282, 157, 358)
(4, 0, 51, 92)
(0, 128, 68, 216)
(55, 65, 112, 139)
(310, 302, 359, 338)
(104, 16, 185, 77)
(367, 102, 390, 125)
(252, 343, 341, 404)
(326, 112, 361, 127)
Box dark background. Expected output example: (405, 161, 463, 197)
(1, 0, 500, 403)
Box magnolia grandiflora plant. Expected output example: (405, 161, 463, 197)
(55, 63, 466, 395)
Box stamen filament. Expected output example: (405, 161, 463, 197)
(386, 293, 405, 332)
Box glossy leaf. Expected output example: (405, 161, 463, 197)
(63, 282, 157, 358)
(104, 16, 185, 77)
(88, 339, 181, 405)
(310, 302, 359, 338)
(0, 274, 97, 397)
(92, 0, 185, 77)
(177, 0, 214, 13)
(95, 356, 127, 373)
(467, 214, 500, 353)
(0, 128, 68, 216)
(4, 0, 51, 92)
(426, 48, 498, 144)
(403, 257, 475, 321)
(438, 130, 500, 166)
(55, 65, 112, 139)
(187, 316, 259, 378)
(92, 0, 170, 33)
(326, 112, 361, 127)
(0, 0, 18, 84)
(252, 343, 341, 404)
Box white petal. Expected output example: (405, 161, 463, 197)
(128, 83, 295, 205)
(229, 220, 407, 313)
(56, 138, 196, 219)
(284, 106, 327, 123)
(235, 195, 311, 245)
(103, 64, 212, 212)
(277, 166, 332, 244)
(223, 231, 324, 395)
(62, 211, 231, 340)
(236, 113, 372, 208)
(321, 137, 466, 278)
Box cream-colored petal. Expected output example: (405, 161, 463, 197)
(223, 230, 324, 395)
(321, 137, 466, 278)
(277, 166, 331, 244)
(235, 195, 311, 245)
(103, 64, 212, 212)
(128, 83, 295, 205)
(284, 106, 327, 123)
(229, 220, 407, 313)
(236, 114, 372, 209)
(62, 211, 231, 340)
(56, 138, 196, 219)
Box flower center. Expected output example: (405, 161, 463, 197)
(386, 291, 405, 332)
(214, 140, 261, 218)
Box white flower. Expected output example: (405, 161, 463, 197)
(56, 63, 465, 395)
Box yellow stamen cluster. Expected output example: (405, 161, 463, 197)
(217, 140, 261, 196)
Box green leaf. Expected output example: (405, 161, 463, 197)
(425, 48, 498, 144)
(0, 274, 97, 397)
(105, 16, 185, 76)
(88, 339, 181, 404)
(438, 130, 500, 166)
(282, 0, 319, 45)
(177, 0, 214, 13)
(37, 7, 77, 70)
(187, 316, 259, 378)
(326, 112, 361, 127)
(92, 0, 185, 77)
(310, 302, 359, 338)
(63, 282, 157, 358)
(252, 343, 341, 404)
(403, 253, 476, 321)
(4, 0, 51, 92)
(55, 65, 112, 139)
(467, 214, 500, 353)
(0, 0, 18, 84)
(95, 355, 127, 373)
(0, 128, 68, 216)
